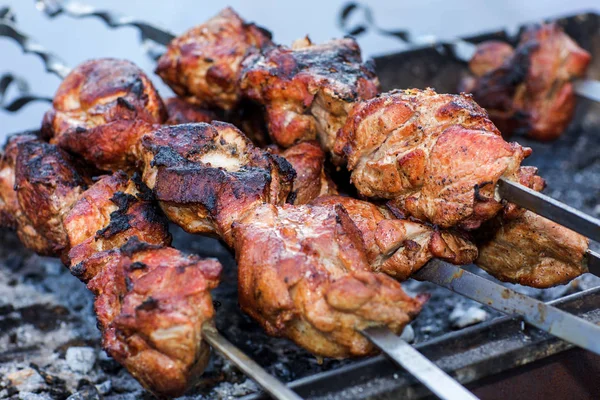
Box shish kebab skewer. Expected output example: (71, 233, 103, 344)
(31, 1, 600, 244)
(4, 3, 600, 344)
(0, 19, 478, 400)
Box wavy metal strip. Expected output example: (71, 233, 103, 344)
(0, 72, 52, 112)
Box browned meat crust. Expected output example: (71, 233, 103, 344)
(233, 203, 426, 358)
(240, 37, 379, 154)
(73, 238, 222, 398)
(156, 8, 273, 110)
(65, 171, 172, 266)
(269, 141, 337, 205)
(41, 58, 167, 171)
(460, 23, 591, 141)
(336, 88, 533, 230)
(311, 196, 477, 280)
(165, 97, 219, 125)
(139, 122, 295, 245)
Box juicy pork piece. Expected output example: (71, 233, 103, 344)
(41, 58, 167, 171)
(65, 171, 172, 266)
(336, 88, 534, 230)
(156, 8, 273, 110)
(473, 166, 589, 287)
(269, 141, 337, 205)
(240, 36, 379, 153)
(460, 23, 591, 141)
(165, 97, 219, 125)
(72, 238, 222, 398)
(11, 139, 86, 256)
(312, 196, 477, 280)
(138, 122, 295, 245)
(233, 203, 426, 358)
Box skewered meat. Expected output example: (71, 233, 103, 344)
(460, 23, 591, 141)
(73, 238, 222, 397)
(11, 139, 86, 256)
(165, 97, 219, 125)
(240, 36, 379, 153)
(336, 88, 533, 230)
(473, 166, 588, 287)
(156, 8, 273, 110)
(42, 58, 167, 171)
(233, 203, 426, 358)
(138, 122, 295, 245)
(311, 196, 477, 280)
(65, 171, 172, 266)
(268, 141, 337, 205)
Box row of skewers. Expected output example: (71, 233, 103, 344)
(1, 4, 600, 399)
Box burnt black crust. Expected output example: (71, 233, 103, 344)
(120, 236, 162, 257)
(95, 191, 137, 239)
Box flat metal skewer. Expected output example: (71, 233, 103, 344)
(586, 249, 600, 276)
(413, 260, 600, 356)
(497, 177, 600, 244)
(202, 323, 302, 400)
(362, 328, 479, 400)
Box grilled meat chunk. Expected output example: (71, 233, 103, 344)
(460, 23, 591, 140)
(73, 238, 222, 398)
(165, 97, 219, 125)
(269, 141, 337, 205)
(337, 88, 533, 230)
(156, 8, 273, 110)
(42, 58, 167, 171)
(240, 36, 379, 153)
(233, 203, 426, 358)
(139, 122, 295, 245)
(10, 139, 86, 256)
(312, 196, 477, 280)
(65, 171, 172, 266)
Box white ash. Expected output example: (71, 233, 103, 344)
(65, 347, 97, 374)
(399, 324, 415, 343)
(449, 305, 489, 329)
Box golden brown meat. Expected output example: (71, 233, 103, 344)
(42, 58, 167, 171)
(138, 122, 295, 245)
(336, 88, 533, 230)
(312, 196, 477, 280)
(240, 36, 379, 153)
(233, 203, 426, 358)
(73, 238, 222, 398)
(460, 23, 591, 141)
(156, 8, 273, 110)
(269, 141, 337, 205)
(11, 139, 86, 256)
(473, 166, 588, 287)
(165, 97, 219, 125)
(65, 171, 172, 266)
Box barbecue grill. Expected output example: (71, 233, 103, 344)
(1, 3, 600, 400)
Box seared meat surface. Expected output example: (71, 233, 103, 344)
(233, 203, 426, 358)
(42, 58, 167, 171)
(269, 141, 337, 205)
(156, 8, 273, 110)
(460, 23, 591, 141)
(165, 97, 219, 125)
(241, 37, 379, 153)
(312, 196, 477, 280)
(65, 171, 172, 266)
(139, 122, 295, 245)
(74, 239, 222, 398)
(336, 88, 533, 230)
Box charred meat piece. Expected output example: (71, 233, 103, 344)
(165, 97, 219, 125)
(139, 122, 295, 245)
(460, 23, 591, 140)
(269, 141, 337, 205)
(474, 166, 588, 287)
(312, 196, 477, 280)
(240, 36, 379, 154)
(65, 171, 172, 266)
(156, 8, 273, 110)
(10, 139, 86, 256)
(42, 58, 167, 171)
(73, 238, 222, 398)
(336, 88, 533, 230)
(233, 203, 426, 358)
